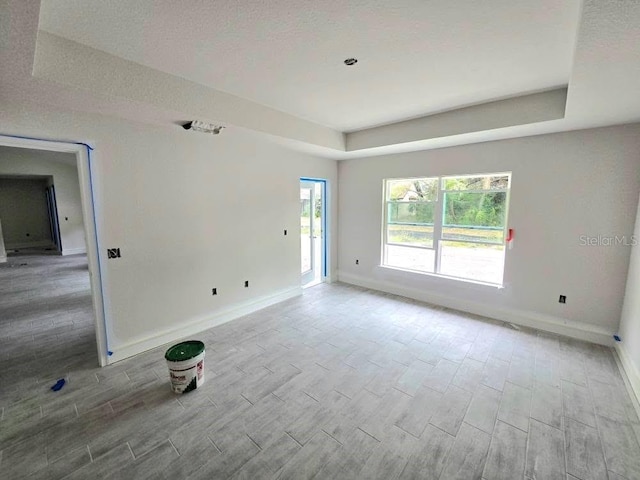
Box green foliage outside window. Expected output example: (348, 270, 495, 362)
(386, 174, 509, 247)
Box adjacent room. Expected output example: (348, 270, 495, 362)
(1, 1, 640, 478)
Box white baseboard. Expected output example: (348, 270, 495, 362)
(338, 271, 613, 346)
(107, 286, 302, 364)
(613, 343, 640, 419)
(62, 247, 87, 256)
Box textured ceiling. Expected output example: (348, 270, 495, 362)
(2, 0, 639, 159)
(38, 0, 581, 131)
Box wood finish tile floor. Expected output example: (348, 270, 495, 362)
(2, 254, 640, 479)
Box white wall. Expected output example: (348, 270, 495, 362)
(0, 100, 338, 362)
(618, 192, 640, 403)
(0, 147, 85, 254)
(338, 124, 640, 344)
(0, 177, 51, 248)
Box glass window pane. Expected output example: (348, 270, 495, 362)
(388, 224, 433, 248)
(442, 175, 509, 191)
(442, 191, 507, 233)
(442, 226, 504, 243)
(387, 178, 438, 201)
(439, 241, 505, 284)
(300, 189, 312, 273)
(388, 202, 435, 224)
(385, 245, 435, 273)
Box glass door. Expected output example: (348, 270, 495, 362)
(300, 181, 315, 285)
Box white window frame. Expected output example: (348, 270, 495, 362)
(382, 172, 511, 285)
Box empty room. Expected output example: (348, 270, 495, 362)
(2, 1, 640, 479)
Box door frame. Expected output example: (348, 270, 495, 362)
(45, 184, 63, 253)
(0, 134, 110, 366)
(300, 177, 327, 283)
(300, 180, 316, 285)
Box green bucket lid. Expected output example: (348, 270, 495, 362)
(165, 340, 205, 362)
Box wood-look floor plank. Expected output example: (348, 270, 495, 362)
(439, 422, 491, 480)
(399, 424, 454, 479)
(483, 420, 527, 480)
(2, 255, 640, 479)
(497, 381, 531, 432)
(525, 419, 565, 480)
(564, 417, 607, 480)
(530, 382, 562, 429)
(463, 384, 502, 435)
(597, 415, 640, 479)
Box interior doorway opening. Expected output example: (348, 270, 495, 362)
(0, 135, 110, 366)
(0, 175, 60, 257)
(300, 178, 326, 288)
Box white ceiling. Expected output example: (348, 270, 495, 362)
(38, 0, 581, 132)
(1, 1, 640, 159)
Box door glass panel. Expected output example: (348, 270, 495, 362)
(300, 186, 312, 274)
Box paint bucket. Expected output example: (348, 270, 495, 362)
(165, 340, 205, 394)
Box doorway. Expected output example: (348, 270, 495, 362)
(0, 135, 108, 366)
(0, 175, 57, 254)
(300, 178, 326, 287)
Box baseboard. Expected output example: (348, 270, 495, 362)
(62, 247, 87, 256)
(6, 240, 56, 250)
(613, 343, 640, 419)
(107, 286, 302, 364)
(338, 271, 613, 346)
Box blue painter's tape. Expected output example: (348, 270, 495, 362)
(613, 335, 621, 342)
(51, 378, 66, 391)
(300, 177, 328, 278)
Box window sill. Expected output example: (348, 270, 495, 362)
(377, 264, 505, 290)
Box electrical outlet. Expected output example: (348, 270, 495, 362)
(355, 259, 359, 265)
(559, 295, 566, 304)
(244, 280, 249, 288)
(107, 248, 121, 259)
(212, 288, 217, 296)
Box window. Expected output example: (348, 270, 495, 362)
(383, 173, 511, 285)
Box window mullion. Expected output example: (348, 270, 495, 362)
(433, 178, 444, 274)
(382, 199, 389, 265)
